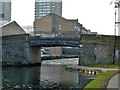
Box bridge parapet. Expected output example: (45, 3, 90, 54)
(30, 31, 81, 38)
(29, 36, 80, 47)
(29, 31, 81, 47)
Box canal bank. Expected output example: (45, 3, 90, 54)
(1, 58, 119, 89)
(65, 65, 119, 73)
(65, 65, 119, 89)
(2, 55, 78, 66)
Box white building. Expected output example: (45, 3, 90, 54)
(114, 0, 120, 36)
(35, 0, 62, 20)
(117, 1, 120, 35)
(0, 0, 11, 25)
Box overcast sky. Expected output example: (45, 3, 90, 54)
(11, 0, 115, 35)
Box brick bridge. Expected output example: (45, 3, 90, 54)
(2, 31, 82, 66)
(2, 32, 120, 66)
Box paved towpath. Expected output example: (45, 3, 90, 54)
(66, 65, 119, 72)
(66, 65, 119, 89)
(107, 73, 120, 89)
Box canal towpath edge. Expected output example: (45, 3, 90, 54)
(65, 65, 119, 89)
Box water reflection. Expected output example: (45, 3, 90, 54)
(2, 67, 40, 89)
(41, 65, 94, 88)
(2, 63, 95, 89)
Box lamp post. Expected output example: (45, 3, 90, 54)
(112, 1, 120, 64)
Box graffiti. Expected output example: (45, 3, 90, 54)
(94, 46, 109, 58)
(115, 50, 120, 59)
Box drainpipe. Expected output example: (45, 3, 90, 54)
(51, 14, 56, 34)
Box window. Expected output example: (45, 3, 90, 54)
(39, 14, 43, 16)
(39, 6, 43, 8)
(47, 8, 50, 10)
(35, 14, 38, 16)
(58, 25, 62, 30)
(39, 11, 43, 13)
(46, 6, 50, 7)
(43, 14, 47, 16)
(40, 6, 47, 8)
(47, 3, 50, 5)
(39, 3, 43, 5)
(43, 11, 46, 13)
(52, 3, 55, 4)
(43, 9, 47, 10)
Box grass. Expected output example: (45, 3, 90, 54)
(83, 70, 119, 89)
(86, 64, 120, 69)
(41, 55, 78, 60)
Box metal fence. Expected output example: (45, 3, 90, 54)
(30, 31, 81, 38)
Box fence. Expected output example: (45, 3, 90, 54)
(30, 30, 81, 38)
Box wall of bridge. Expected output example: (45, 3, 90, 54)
(2, 34, 120, 66)
(2, 34, 41, 66)
(80, 34, 120, 65)
(29, 47, 41, 63)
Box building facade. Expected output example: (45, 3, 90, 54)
(35, 0, 62, 20)
(34, 14, 74, 34)
(0, 0, 11, 25)
(0, 21, 26, 36)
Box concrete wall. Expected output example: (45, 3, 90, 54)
(116, 36, 120, 64)
(2, 34, 41, 65)
(29, 47, 41, 63)
(2, 34, 119, 65)
(80, 34, 120, 65)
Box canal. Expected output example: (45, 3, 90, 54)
(2, 58, 96, 89)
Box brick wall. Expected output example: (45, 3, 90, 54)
(81, 34, 120, 65)
(2, 34, 41, 65)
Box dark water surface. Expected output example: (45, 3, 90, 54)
(2, 60, 96, 89)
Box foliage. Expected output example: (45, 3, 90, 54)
(41, 55, 78, 60)
(84, 70, 119, 89)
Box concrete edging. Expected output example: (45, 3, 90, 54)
(65, 65, 119, 75)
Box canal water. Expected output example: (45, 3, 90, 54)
(2, 58, 96, 89)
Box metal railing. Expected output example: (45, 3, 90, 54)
(30, 31, 81, 38)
